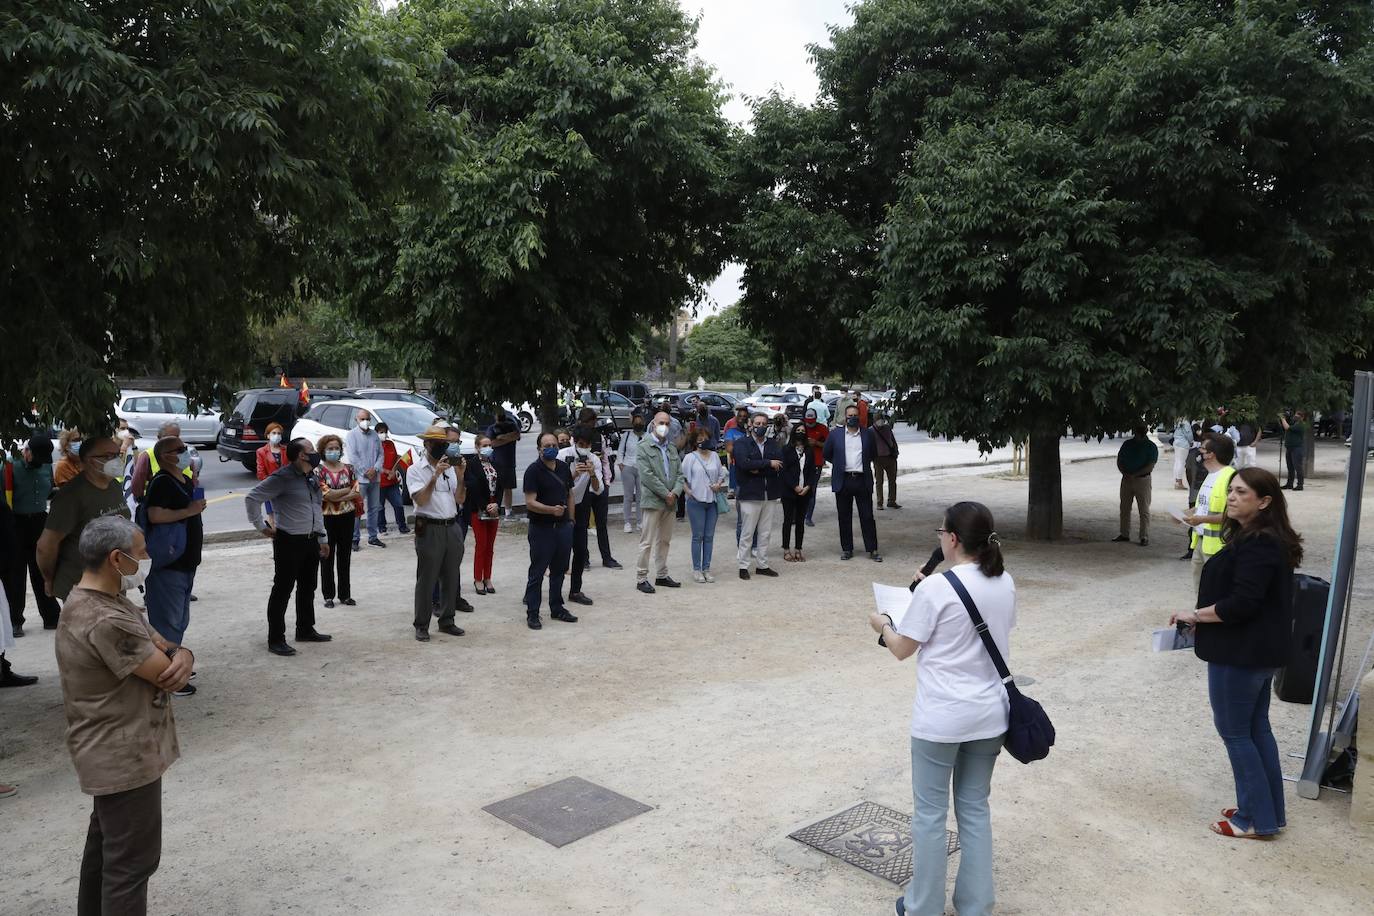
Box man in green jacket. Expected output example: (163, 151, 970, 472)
(635, 410, 685, 593)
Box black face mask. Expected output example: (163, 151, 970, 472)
(427, 441, 447, 460)
(753, 426, 767, 438)
(304, 452, 323, 469)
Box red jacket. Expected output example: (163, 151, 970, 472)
(256, 444, 286, 480)
(380, 439, 402, 488)
(803, 422, 829, 467)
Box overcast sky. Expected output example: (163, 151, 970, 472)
(690, 1, 854, 313)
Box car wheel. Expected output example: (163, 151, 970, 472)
(518, 411, 533, 433)
(242, 459, 256, 473)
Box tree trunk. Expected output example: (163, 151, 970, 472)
(667, 317, 679, 387)
(1026, 430, 1064, 540)
(1304, 421, 1315, 477)
(538, 388, 559, 435)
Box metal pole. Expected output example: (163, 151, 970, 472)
(1297, 371, 1373, 798)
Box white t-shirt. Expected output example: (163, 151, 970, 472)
(896, 564, 1016, 742)
(1194, 469, 1221, 536)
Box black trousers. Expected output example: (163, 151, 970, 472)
(781, 495, 806, 549)
(1285, 447, 1306, 487)
(835, 475, 878, 553)
(570, 498, 592, 594)
(79, 778, 162, 916)
(588, 487, 614, 562)
(524, 521, 572, 616)
(320, 513, 354, 601)
(267, 532, 319, 642)
(11, 511, 60, 627)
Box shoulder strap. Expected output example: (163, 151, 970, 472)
(942, 570, 1012, 683)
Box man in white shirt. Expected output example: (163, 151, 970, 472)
(559, 426, 605, 606)
(821, 404, 882, 562)
(619, 414, 645, 533)
(405, 426, 467, 642)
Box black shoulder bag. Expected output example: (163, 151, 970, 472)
(942, 571, 1055, 764)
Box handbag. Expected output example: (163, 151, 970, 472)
(715, 490, 730, 514)
(134, 480, 188, 571)
(942, 571, 1055, 764)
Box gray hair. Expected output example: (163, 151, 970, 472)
(751, 412, 770, 423)
(157, 420, 181, 437)
(78, 515, 140, 570)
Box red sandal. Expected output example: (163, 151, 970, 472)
(1221, 807, 1238, 820)
(1209, 819, 1271, 840)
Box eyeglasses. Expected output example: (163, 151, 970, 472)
(934, 527, 951, 535)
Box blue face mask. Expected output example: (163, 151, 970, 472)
(324, 449, 342, 462)
(846, 416, 860, 428)
(479, 446, 494, 460)
(446, 443, 461, 458)
(542, 446, 559, 461)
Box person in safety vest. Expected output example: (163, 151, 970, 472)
(1181, 433, 1236, 590)
(130, 422, 196, 504)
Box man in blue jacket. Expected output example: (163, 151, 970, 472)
(822, 403, 883, 562)
(732, 412, 785, 580)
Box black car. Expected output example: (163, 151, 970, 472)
(651, 390, 737, 428)
(608, 380, 651, 410)
(216, 387, 352, 472)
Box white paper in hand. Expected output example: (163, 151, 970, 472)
(873, 583, 915, 631)
(1168, 507, 1189, 525)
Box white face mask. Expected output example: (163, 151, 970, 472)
(358, 420, 371, 431)
(117, 551, 151, 592)
(117, 429, 132, 440)
(655, 423, 669, 439)
(101, 456, 125, 478)
(576, 446, 590, 458)
(268, 433, 282, 445)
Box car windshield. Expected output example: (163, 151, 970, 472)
(758, 394, 791, 404)
(749, 386, 783, 399)
(373, 406, 440, 436)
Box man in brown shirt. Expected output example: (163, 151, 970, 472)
(56, 515, 193, 916)
(37, 435, 131, 613)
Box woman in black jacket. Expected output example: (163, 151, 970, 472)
(780, 427, 817, 562)
(464, 435, 501, 595)
(1170, 467, 1302, 839)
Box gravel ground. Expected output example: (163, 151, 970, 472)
(3, 443, 1372, 915)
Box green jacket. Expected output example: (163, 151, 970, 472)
(635, 435, 684, 511)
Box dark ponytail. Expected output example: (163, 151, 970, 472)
(944, 501, 1005, 577)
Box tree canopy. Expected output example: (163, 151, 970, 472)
(735, 0, 1374, 537)
(334, 0, 737, 423)
(682, 304, 791, 383)
(1, 0, 447, 434)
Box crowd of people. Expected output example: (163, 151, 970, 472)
(0, 391, 1315, 915)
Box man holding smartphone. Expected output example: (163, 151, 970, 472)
(406, 426, 467, 643)
(558, 426, 605, 608)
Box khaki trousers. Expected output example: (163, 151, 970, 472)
(1119, 475, 1152, 539)
(636, 507, 674, 581)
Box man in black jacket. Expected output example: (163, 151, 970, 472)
(822, 404, 883, 562)
(733, 412, 785, 579)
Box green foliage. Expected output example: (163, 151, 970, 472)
(335, 0, 737, 415)
(736, 0, 1374, 533)
(683, 304, 789, 382)
(1, 1, 449, 434)
(249, 298, 406, 378)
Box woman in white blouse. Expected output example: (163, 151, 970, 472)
(869, 501, 1015, 916)
(681, 428, 727, 583)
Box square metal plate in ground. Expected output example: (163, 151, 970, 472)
(483, 777, 652, 847)
(789, 801, 958, 885)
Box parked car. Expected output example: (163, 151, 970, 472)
(651, 390, 736, 427)
(744, 391, 807, 424)
(607, 380, 651, 410)
(501, 401, 537, 433)
(115, 390, 222, 445)
(568, 390, 638, 430)
(216, 387, 352, 472)
(350, 388, 444, 414)
(291, 399, 476, 465)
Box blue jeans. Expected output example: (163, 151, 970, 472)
(353, 478, 381, 544)
(144, 568, 195, 645)
(377, 485, 407, 533)
(905, 735, 1002, 916)
(685, 497, 718, 571)
(1208, 663, 1286, 834)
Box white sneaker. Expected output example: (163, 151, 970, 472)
(692, 570, 706, 583)
(703, 570, 716, 583)
(624, 524, 633, 533)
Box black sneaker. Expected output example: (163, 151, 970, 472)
(755, 567, 779, 577)
(526, 615, 543, 630)
(840, 551, 853, 561)
(1111, 535, 1131, 543)
(551, 609, 579, 623)
(368, 538, 387, 548)
(602, 558, 623, 569)
(438, 624, 465, 637)
(12, 625, 22, 638)
(456, 597, 474, 613)
(869, 552, 884, 563)
(654, 576, 681, 588)
(636, 580, 656, 594)
(341, 598, 357, 607)
(739, 569, 750, 580)
(415, 628, 430, 642)
(568, 592, 594, 606)
(173, 683, 197, 697)
(324, 599, 335, 608)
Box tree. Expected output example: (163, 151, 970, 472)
(333, 0, 736, 431)
(682, 304, 788, 383)
(738, 0, 1374, 538)
(1, 1, 449, 434)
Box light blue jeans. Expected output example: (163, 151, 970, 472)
(353, 478, 381, 543)
(685, 497, 718, 571)
(905, 735, 1003, 916)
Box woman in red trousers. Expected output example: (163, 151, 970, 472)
(464, 434, 501, 594)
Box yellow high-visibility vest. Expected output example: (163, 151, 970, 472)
(1192, 465, 1236, 555)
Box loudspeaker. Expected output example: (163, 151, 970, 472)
(1274, 573, 1329, 703)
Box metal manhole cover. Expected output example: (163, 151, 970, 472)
(483, 777, 652, 847)
(788, 801, 958, 885)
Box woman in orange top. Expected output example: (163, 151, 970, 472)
(316, 434, 359, 608)
(53, 428, 83, 487)
(255, 422, 287, 527)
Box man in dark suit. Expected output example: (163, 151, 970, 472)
(732, 412, 786, 579)
(821, 403, 883, 562)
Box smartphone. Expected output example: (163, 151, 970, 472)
(192, 486, 205, 501)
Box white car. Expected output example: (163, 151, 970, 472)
(289, 399, 477, 467)
(115, 390, 222, 445)
(502, 401, 536, 433)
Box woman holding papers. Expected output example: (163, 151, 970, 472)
(1169, 468, 1301, 840)
(869, 502, 1014, 916)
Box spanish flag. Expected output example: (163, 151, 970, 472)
(279, 372, 290, 388)
(299, 380, 310, 406)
